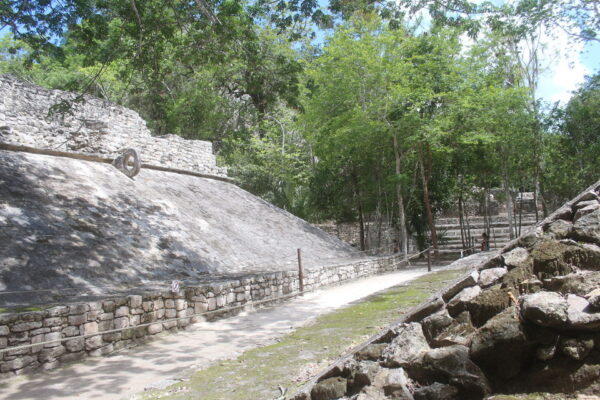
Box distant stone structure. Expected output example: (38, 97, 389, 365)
(0, 75, 227, 177)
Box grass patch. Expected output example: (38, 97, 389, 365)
(0, 306, 47, 314)
(141, 268, 468, 400)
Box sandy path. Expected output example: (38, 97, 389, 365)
(0, 267, 437, 400)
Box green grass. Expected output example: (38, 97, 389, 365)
(141, 268, 468, 400)
(0, 306, 46, 314)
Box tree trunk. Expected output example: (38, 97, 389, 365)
(352, 172, 366, 251)
(392, 134, 408, 254)
(419, 147, 438, 254)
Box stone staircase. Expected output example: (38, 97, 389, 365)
(435, 213, 539, 253)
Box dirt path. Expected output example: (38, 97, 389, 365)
(0, 264, 457, 400)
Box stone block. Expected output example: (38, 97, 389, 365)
(85, 336, 103, 351)
(102, 301, 116, 313)
(99, 312, 114, 321)
(165, 299, 175, 308)
(130, 307, 143, 315)
(12, 321, 42, 332)
(0, 325, 8, 336)
(43, 317, 63, 328)
(130, 315, 141, 326)
(67, 314, 87, 326)
(62, 326, 79, 337)
(39, 345, 66, 362)
(162, 321, 177, 330)
(142, 301, 154, 312)
(102, 332, 122, 343)
(128, 295, 143, 308)
(69, 304, 90, 315)
(147, 324, 163, 335)
(115, 306, 129, 317)
(43, 332, 63, 348)
(175, 299, 186, 311)
(45, 306, 69, 317)
(165, 309, 177, 319)
(98, 320, 113, 332)
(80, 322, 98, 336)
(30, 327, 51, 336)
(0, 337, 7, 349)
(65, 338, 84, 352)
(114, 317, 129, 330)
(208, 298, 217, 311)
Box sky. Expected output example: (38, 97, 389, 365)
(536, 33, 600, 104)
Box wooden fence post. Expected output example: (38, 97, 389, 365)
(297, 248, 304, 293)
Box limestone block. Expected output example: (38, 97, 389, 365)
(115, 306, 129, 317)
(147, 324, 163, 335)
(65, 338, 84, 352)
(69, 304, 89, 315)
(0, 325, 8, 336)
(43, 317, 63, 327)
(11, 321, 42, 332)
(67, 314, 87, 326)
(128, 295, 143, 308)
(85, 336, 103, 351)
(80, 322, 98, 338)
(113, 317, 129, 330)
(43, 332, 62, 348)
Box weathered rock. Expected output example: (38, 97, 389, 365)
(518, 278, 543, 294)
(348, 361, 381, 393)
(572, 208, 600, 244)
(356, 386, 388, 400)
(531, 240, 577, 279)
(559, 336, 595, 361)
(505, 352, 600, 394)
(370, 368, 414, 400)
(311, 377, 348, 400)
(566, 294, 600, 331)
(545, 219, 574, 239)
(406, 297, 445, 323)
(501, 264, 536, 293)
(408, 345, 491, 400)
(479, 267, 508, 287)
(447, 286, 482, 317)
(382, 323, 430, 368)
(465, 286, 515, 327)
(432, 312, 476, 347)
(413, 382, 459, 400)
(521, 291, 569, 328)
(355, 344, 387, 361)
(544, 271, 600, 296)
(470, 307, 532, 381)
(586, 288, 600, 309)
(441, 271, 479, 303)
(502, 248, 532, 270)
(421, 309, 454, 344)
(574, 204, 600, 223)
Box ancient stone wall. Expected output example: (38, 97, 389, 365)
(0, 253, 408, 378)
(0, 75, 226, 177)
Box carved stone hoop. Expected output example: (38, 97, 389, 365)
(112, 148, 141, 178)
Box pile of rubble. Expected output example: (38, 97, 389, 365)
(293, 181, 600, 400)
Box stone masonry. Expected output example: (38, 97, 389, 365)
(0, 253, 410, 378)
(0, 75, 227, 177)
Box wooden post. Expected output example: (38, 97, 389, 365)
(297, 248, 304, 293)
(427, 247, 431, 272)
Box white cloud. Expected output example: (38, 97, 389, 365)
(536, 26, 589, 104)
